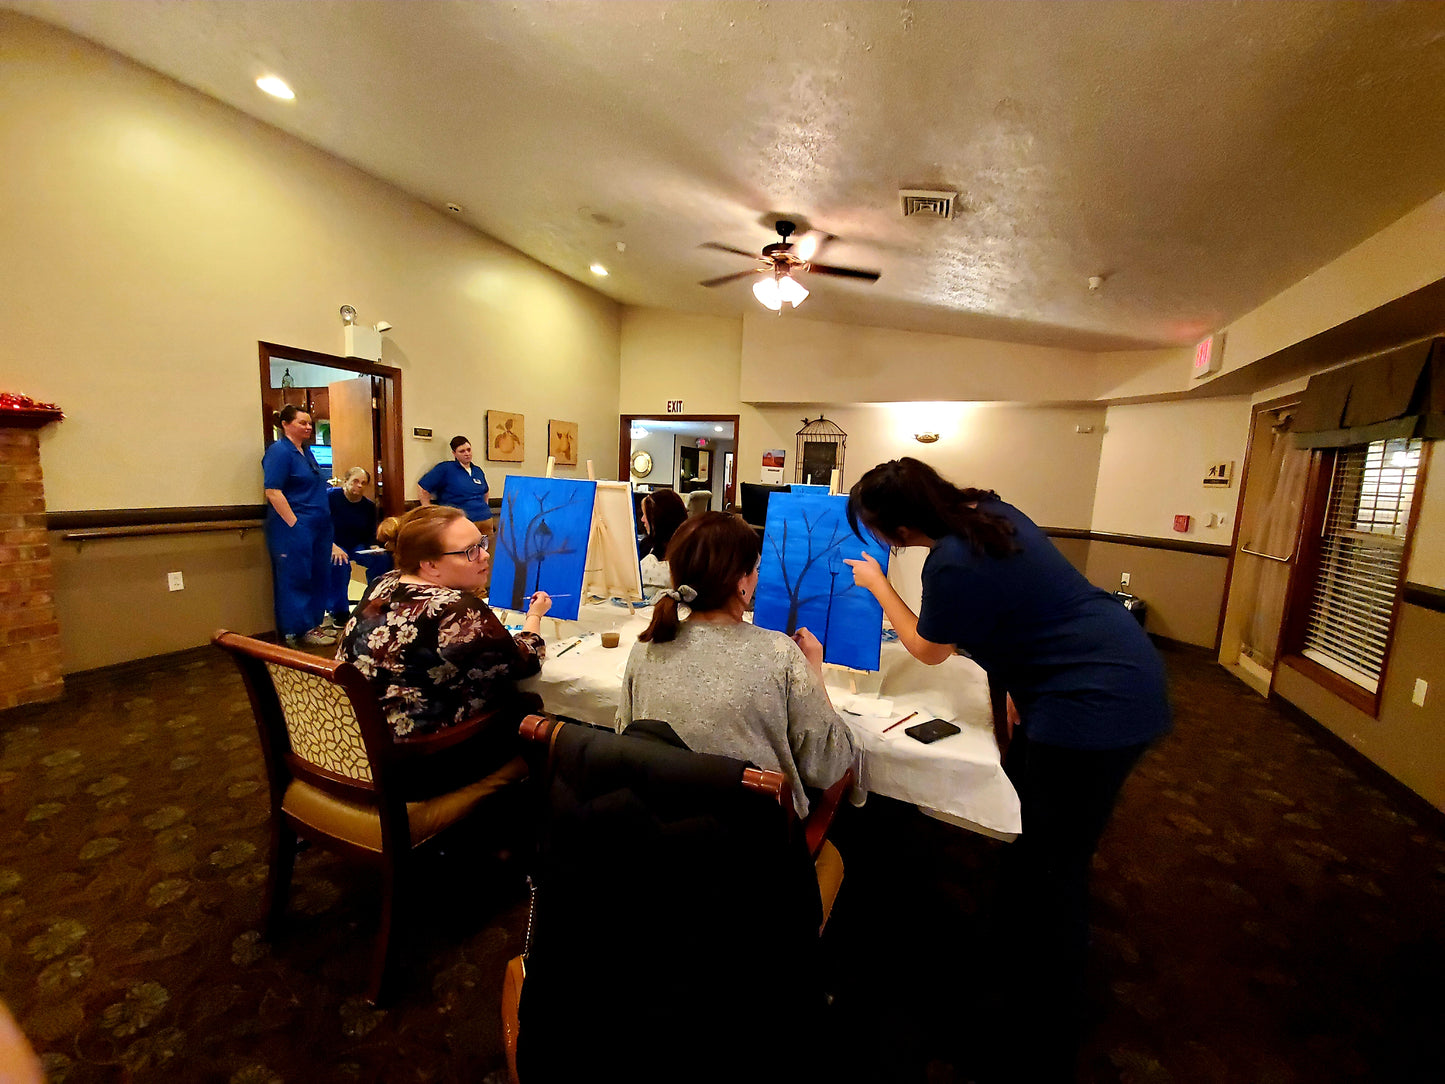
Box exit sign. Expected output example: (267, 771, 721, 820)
(666, 400, 684, 414)
(1193, 332, 1225, 379)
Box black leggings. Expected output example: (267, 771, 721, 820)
(991, 728, 1149, 1081)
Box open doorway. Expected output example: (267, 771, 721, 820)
(258, 342, 405, 518)
(618, 414, 739, 513)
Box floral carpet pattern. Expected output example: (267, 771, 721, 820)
(1, 644, 1442, 1082)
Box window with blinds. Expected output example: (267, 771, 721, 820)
(1300, 437, 1422, 692)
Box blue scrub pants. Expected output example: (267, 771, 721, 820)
(328, 547, 394, 619)
(266, 513, 334, 639)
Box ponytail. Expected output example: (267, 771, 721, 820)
(847, 457, 1019, 558)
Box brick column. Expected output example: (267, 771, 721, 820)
(0, 400, 64, 710)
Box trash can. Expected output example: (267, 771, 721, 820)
(1114, 591, 1147, 627)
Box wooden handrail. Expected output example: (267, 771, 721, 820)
(62, 519, 264, 541)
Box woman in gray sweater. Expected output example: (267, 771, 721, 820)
(616, 512, 857, 817)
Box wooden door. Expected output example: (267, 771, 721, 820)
(328, 377, 378, 499)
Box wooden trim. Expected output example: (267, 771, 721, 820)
(1403, 582, 1445, 614)
(258, 342, 406, 519)
(1042, 528, 1231, 557)
(48, 505, 266, 530)
(1277, 449, 1332, 664)
(1277, 653, 1379, 717)
(60, 520, 263, 542)
(1375, 440, 1432, 696)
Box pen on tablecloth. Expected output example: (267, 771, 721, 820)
(881, 710, 919, 734)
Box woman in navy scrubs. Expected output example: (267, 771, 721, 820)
(844, 457, 1170, 1081)
(262, 405, 337, 647)
(418, 435, 493, 552)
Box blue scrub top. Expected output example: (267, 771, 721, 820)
(417, 459, 492, 520)
(262, 438, 330, 520)
(916, 500, 1171, 750)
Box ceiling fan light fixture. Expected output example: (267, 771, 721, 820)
(777, 273, 809, 307)
(752, 277, 783, 311)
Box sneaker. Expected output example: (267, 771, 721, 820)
(300, 628, 338, 647)
(322, 612, 346, 630)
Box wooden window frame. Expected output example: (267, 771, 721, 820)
(1277, 440, 1432, 717)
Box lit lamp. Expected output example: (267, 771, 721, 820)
(753, 270, 808, 311)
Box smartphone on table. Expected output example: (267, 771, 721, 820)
(904, 718, 960, 744)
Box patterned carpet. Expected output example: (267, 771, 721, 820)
(1, 644, 1442, 1082)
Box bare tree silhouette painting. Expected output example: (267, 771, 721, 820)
(766, 506, 859, 639)
(755, 494, 890, 670)
(493, 482, 592, 615)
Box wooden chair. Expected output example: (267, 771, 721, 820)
(213, 629, 530, 1005)
(501, 714, 852, 1083)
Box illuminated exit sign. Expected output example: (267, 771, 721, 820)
(1193, 332, 1225, 379)
(666, 400, 684, 414)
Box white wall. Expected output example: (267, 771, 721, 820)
(1092, 398, 1253, 539)
(0, 13, 620, 513)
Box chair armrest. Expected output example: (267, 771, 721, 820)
(804, 768, 853, 858)
(390, 707, 513, 758)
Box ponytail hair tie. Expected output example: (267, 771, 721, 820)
(659, 585, 698, 604)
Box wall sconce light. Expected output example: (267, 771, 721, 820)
(914, 431, 940, 444)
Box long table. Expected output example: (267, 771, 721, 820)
(509, 603, 1021, 838)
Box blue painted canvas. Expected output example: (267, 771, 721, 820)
(489, 476, 596, 622)
(753, 492, 891, 671)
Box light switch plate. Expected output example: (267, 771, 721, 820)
(1413, 678, 1428, 707)
(167, 571, 184, 592)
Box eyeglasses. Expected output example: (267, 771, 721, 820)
(440, 537, 488, 562)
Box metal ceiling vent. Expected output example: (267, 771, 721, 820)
(899, 188, 958, 219)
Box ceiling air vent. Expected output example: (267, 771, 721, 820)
(899, 189, 958, 219)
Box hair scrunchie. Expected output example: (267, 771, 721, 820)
(659, 585, 698, 604)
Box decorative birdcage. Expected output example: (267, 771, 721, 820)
(795, 416, 846, 488)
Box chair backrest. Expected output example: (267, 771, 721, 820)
(686, 488, 711, 516)
(213, 630, 396, 805)
(515, 716, 825, 1080)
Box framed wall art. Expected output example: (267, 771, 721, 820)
(487, 410, 525, 462)
(548, 419, 579, 466)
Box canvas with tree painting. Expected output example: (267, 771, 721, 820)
(489, 476, 596, 622)
(753, 491, 891, 671)
(548, 419, 578, 466)
(487, 410, 525, 462)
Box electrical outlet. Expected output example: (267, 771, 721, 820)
(1120, 572, 1131, 588)
(167, 571, 184, 592)
(1413, 679, 1428, 707)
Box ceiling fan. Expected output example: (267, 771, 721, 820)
(698, 220, 881, 310)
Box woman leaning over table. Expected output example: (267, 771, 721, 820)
(616, 511, 856, 819)
(338, 505, 552, 792)
(262, 404, 337, 647)
(843, 457, 1170, 1082)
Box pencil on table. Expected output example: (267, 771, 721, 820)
(881, 710, 919, 734)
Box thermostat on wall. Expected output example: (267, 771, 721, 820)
(413, 427, 433, 439)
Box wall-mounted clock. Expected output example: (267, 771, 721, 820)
(630, 450, 653, 477)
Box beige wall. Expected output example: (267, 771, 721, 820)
(739, 313, 1102, 404)
(1, 13, 621, 515)
(1275, 603, 1445, 809)
(1407, 444, 1444, 588)
(1082, 543, 1228, 648)
(1092, 398, 1253, 538)
(2, 14, 619, 670)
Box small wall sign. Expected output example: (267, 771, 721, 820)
(666, 400, 684, 414)
(1203, 461, 1234, 488)
(412, 427, 433, 439)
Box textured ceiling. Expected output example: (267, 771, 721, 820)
(10, 0, 1445, 351)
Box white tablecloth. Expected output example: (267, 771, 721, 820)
(508, 602, 1021, 837)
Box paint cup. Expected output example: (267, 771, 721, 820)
(601, 631, 621, 649)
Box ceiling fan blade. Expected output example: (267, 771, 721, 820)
(698, 269, 763, 288)
(807, 263, 881, 282)
(700, 242, 763, 260)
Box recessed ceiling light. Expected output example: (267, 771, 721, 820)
(714, 426, 724, 432)
(590, 263, 609, 277)
(256, 75, 295, 100)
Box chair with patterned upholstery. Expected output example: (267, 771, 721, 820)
(212, 629, 530, 1004)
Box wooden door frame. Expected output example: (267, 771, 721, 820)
(618, 413, 741, 510)
(258, 342, 405, 518)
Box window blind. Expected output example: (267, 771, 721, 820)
(1300, 438, 1421, 692)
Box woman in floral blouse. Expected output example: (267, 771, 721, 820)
(338, 505, 551, 785)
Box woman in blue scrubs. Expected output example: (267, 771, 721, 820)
(417, 435, 493, 546)
(262, 405, 337, 647)
(844, 457, 1171, 1081)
